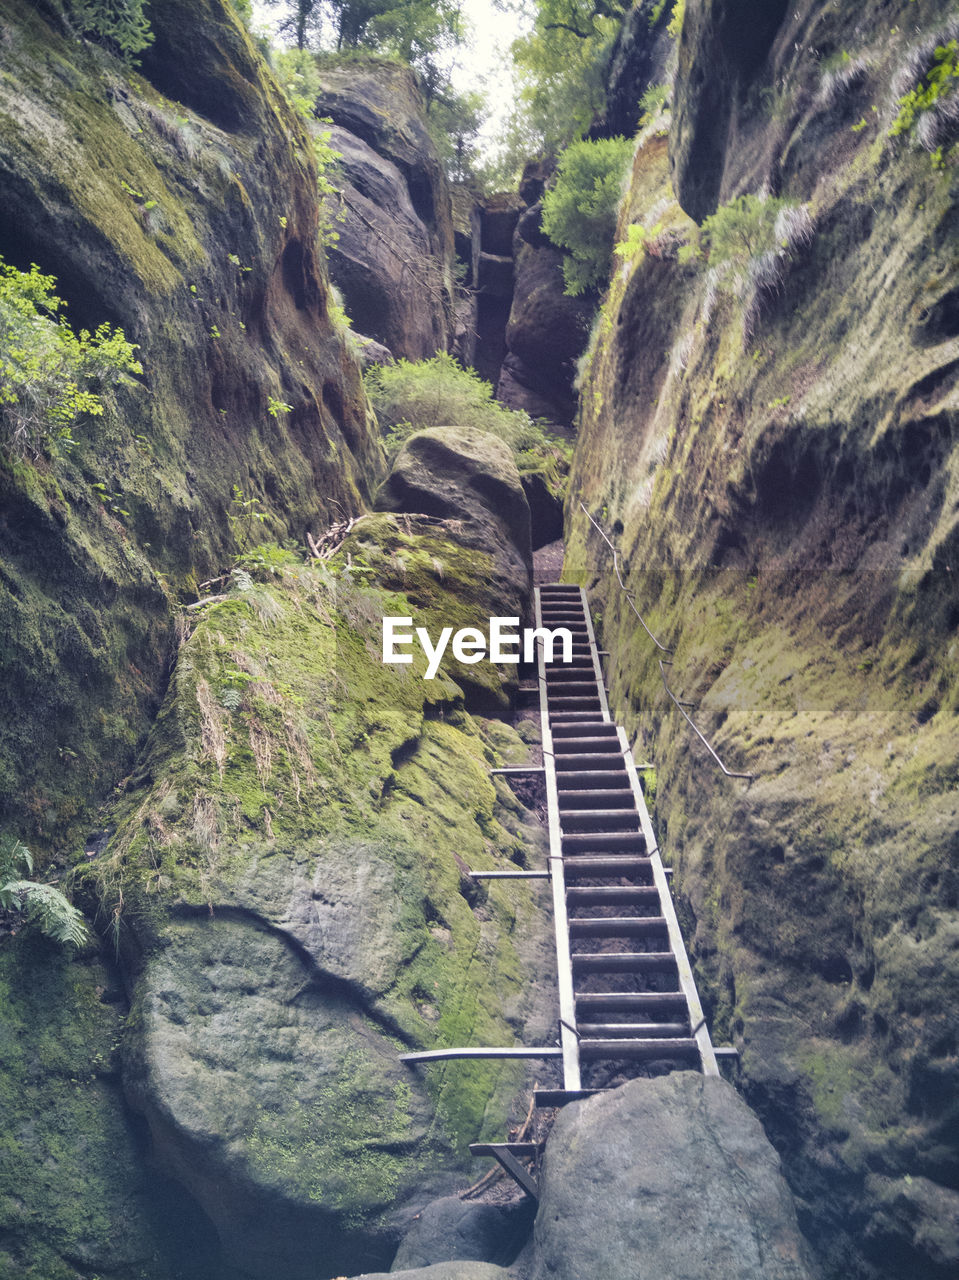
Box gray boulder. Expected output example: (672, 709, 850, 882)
(391, 1196, 534, 1270)
(353, 1264, 511, 1279)
(374, 427, 533, 595)
(526, 1073, 817, 1280)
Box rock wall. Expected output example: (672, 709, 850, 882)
(0, 0, 382, 853)
(565, 1, 959, 1276)
(315, 60, 455, 360)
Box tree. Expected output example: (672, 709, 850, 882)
(541, 135, 634, 295)
(500, 0, 623, 160)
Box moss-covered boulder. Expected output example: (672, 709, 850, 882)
(84, 554, 551, 1279)
(315, 59, 455, 359)
(0, 0, 382, 851)
(565, 4, 959, 1276)
(375, 428, 533, 625)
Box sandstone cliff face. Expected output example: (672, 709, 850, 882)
(315, 60, 455, 360)
(566, 1, 959, 1275)
(0, 0, 382, 852)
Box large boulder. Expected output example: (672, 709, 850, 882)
(100, 550, 553, 1279)
(375, 428, 533, 605)
(315, 60, 455, 358)
(526, 1074, 817, 1280)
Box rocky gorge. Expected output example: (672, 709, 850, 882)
(0, 1, 957, 1279)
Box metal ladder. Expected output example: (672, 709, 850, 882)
(400, 584, 723, 1192)
(533, 583, 718, 1106)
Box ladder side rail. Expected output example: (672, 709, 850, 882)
(615, 725, 720, 1077)
(576, 586, 612, 723)
(535, 588, 582, 1092)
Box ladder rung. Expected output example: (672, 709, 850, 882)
(469, 1142, 543, 1157)
(568, 916, 669, 938)
(572, 951, 678, 973)
(562, 832, 646, 853)
(577, 1021, 689, 1038)
(578, 1038, 699, 1060)
(534, 1088, 608, 1107)
(562, 856, 653, 878)
(558, 790, 633, 807)
(555, 771, 628, 788)
(566, 886, 661, 906)
(560, 810, 641, 831)
(551, 723, 618, 737)
(575, 991, 688, 1013)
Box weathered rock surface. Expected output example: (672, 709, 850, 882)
(0, 0, 381, 850)
(391, 1196, 534, 1270)
(670, 0, 791, 219)
(100, 546, 552, 1279)
(375, 427, 533, 616)
(358, 1263, 511, 1280)
(497, 237, 592, 426)
(315, 60, 455, 359)
(523, 1074, 816, 1280)
(0, 933, 218, 1280)
(566, 4, 959, 1276)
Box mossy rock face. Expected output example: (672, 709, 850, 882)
(0, 931, 225, 1280)
(87, 557, 552, 1279)
(0, 0, 383, 851)
(315, 58, 455, 359)
(566, 6, 959, 1277)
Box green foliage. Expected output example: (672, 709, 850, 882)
(273, 46, 325, 115)
(364, 353, 571, 466)
(541, 136, 634, 295)
(614, 220, 665, 263)
(0, 257, 142, 458)
(639, 82, 670, 128)
(701, 194, 789, 273)
(505, 0, 622, 160)
(228, 483, 271, 552)
(890, 39, 959, 141)
(0, 836, 89, 948)
(68, 0, 153, 61)
(650, 0, 683, 35)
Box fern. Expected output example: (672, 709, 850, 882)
(0, 835, 89, 948)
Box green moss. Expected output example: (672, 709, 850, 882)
(0, 933, 170, 1279)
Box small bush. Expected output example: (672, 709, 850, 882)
(541, 136, 635, 296)
(700, 194, 811, 295)
(890, 33, 959, 152)
(0, 257, 142, 457)
(364, 353, 571, 471)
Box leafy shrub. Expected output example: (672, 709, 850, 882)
(68, 0, 153, 61)
(890, 34, 959, 152)
(0, 257, 142, 457)
(639, 83, 670, 129)
(364, 353, 571, 471)
(541, 136, 635, 296)
(0, 835, 88, 948)
(700, 194, 812, 294)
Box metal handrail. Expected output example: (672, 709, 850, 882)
(579, 503, 754, 782)
(578, 503, 672, 653)
(660, 661, 754, 780)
